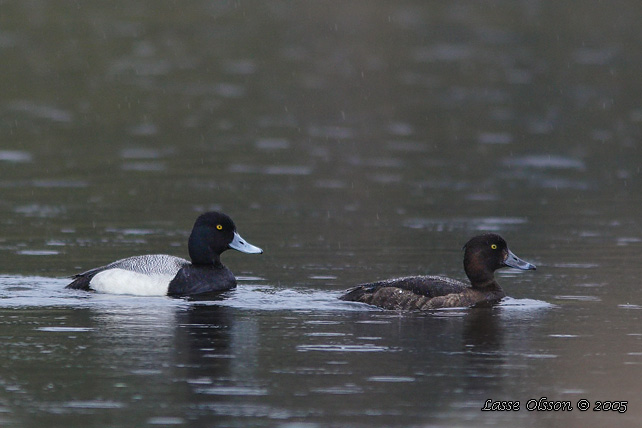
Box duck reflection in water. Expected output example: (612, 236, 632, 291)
(340, 234, 536, 310)
(462, 308, 504, 394)
(173, 304, 263, 407)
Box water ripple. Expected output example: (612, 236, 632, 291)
(367, 376, 416, 382)
(195, 386, 268, 396)
(0, 150, 32, 162)
(502, 155, 586, 170)
(0, 276, 366, 313)
(296, 344, 392, 353)
(404, 216, 528, 232)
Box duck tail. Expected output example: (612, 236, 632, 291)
(339, 286, 365, 302)
(66, 274, 93, 290)
(339, 284, 382, 302)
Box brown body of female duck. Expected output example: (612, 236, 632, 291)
(340, 234, 536, 310)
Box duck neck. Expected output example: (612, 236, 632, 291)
(464, 253, 501, 290)
(469, 277, 502, 291)
(188, 228, 222, 266)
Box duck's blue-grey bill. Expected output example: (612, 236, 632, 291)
(229, 231, 263, 254)
(504, 249, 536, 270)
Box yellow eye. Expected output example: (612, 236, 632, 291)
(491, 244, 498, 250)
(216, 224, 223, 230)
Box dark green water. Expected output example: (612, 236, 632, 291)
(1, 1, 642, 427)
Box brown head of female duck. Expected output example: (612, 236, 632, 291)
(340, 233, 536, 310)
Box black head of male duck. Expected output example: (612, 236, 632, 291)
(340, 233, 535, 310)
(66, 211, 263, 297)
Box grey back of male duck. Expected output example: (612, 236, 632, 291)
(340, 233, 536, 310)
(66, 211, 263, 296)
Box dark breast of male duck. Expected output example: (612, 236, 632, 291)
(340, 234, 536, 310)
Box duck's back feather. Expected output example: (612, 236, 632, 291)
(66, 254, 189, 291)
(340, 275, 505, 310)
(341, 275, 467, 300)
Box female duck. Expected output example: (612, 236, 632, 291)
(340, 233, 535, 310)
(67, 211, 262, 296)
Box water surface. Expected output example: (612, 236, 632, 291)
(2, 1, 642, 427)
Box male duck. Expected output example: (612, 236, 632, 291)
(67, 211, 262, 296)
(340, 233, 535, 310)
